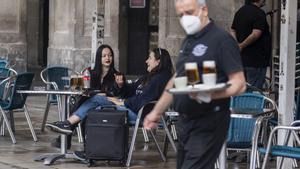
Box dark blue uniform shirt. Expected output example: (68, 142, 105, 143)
(173, 21, 243, 117)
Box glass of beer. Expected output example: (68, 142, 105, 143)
(70, 75, 78, 90)
(185, 62, 200, 86)
(202, 60, 217, 86)
(77, 75, 84, 90)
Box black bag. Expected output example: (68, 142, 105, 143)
(84, 106, 129, 166)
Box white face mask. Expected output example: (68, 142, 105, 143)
(180, 15, 201, 35)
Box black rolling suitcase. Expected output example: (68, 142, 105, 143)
(84, 106, 128, 166)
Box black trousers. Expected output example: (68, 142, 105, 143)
(176, 110, 230, 169)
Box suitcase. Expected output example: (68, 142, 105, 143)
(84, 106, 128, 166)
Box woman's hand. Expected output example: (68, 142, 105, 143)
(107, 97, 124, 106)
(114, 73, 125, 88)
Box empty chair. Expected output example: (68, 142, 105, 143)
(0, 72, 37, 144)
(227, 92, 276, 169)
(40, 66, 79, 131)
(126, 101, 177, 167)
(260, 120, 300, 169)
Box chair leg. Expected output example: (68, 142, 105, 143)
(76, 123, 83, 143)
(142, 127, 149, 143)
(126, 118, 141, 167)
(24, 105, 37, 142)
(0, 108, 16, 144)
(56, 94, 62, 121)
(41, 94, 51, 132)
(149, 130, 166, 162)
(256, 150, 260, 168)
(161, 116, 177, 153)
(0, 114, 4, 136)
(293, 158, 298, 168)
(9, 110, 15, 133)
(171, 124, 178, 140)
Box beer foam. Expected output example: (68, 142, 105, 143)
(203, 61, 215, 67)
(185, 62, 198, 69)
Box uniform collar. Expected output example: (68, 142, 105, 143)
(189, 20, 214, 39)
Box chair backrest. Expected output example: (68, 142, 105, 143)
(129, 101, 156, 125)
(41, 66, 75, 90)
(230, 93, 265, 111)
(0, 68, 18, 100)
(227, 93, 267, 147)
(0, 59, 8, 68)
(2, 72, 34, 110)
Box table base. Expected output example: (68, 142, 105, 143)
(34, 152, 76, 165)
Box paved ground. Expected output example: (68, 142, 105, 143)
(0, 68, 280, 169)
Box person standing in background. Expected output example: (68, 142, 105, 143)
(230, 0, 271, 89)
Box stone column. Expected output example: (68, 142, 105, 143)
(48, 0, 98, 72)
(103, 0, 128, 73)
(0, 0, 27, 72)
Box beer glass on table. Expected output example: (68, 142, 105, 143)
(70, 75, 78, 90)
(185, 62, 200, 87)
(77, 75, 84, 90)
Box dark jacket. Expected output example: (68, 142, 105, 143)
(121, 70, 172, 113)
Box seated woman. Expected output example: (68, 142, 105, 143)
(46, 48, 174, 135)
(50, 44, 125, 148)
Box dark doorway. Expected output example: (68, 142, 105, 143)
(127, 0, 150, 75)
(38, 0, 49, 67)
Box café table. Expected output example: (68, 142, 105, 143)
(17, 89, 83, 165)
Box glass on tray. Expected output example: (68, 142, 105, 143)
(185, 62, 200, 87)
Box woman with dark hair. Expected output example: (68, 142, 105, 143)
(89, 44, 124, 96)
(46, 47, 174, 135)
(51, 44, 124, 149)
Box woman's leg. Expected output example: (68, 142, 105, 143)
(73, 95, 114, 121)
(116, 106, 137, 123)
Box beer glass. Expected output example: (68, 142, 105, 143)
(77, 75, 84, 90)
(185, 62, 200, 86)
(70, 75, 78, 90)
(202, 60, 217, 86)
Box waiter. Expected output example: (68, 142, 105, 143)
(143, 0, 246, 168)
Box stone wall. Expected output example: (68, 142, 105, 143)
(0, 0, 27, 72)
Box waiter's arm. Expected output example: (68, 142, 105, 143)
(211, 71, 246, 99)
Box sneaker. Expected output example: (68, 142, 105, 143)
(73, 151, 87, 161)
(46, 121, 73, 135)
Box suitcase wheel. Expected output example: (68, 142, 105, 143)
(87, 159, 95, 167)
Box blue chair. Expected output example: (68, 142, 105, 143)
(0, 68, 17, 100)
(259, 120, 300, 169)
(0, 59, 8, 68)
(227, 92, 276, 168)
(40, 66, 79, 132)
(0, 72, 37, 144)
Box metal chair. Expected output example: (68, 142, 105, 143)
(40, 66, 79, 132)
(227, 92, 276, 169)
(0, 72, 37, 144)
(0, 59, 9, 68)
(0, 68, 17, 99)
(126, 101, 177, 167)
(259, 120, 300, 169)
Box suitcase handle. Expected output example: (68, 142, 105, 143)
(100, 105, 118, 110)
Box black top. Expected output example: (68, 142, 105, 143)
(231, 4, 271, 67)
(173, 21, 243, 117)
(123, 70, 172, 113)
(90, 68, 126, 97)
